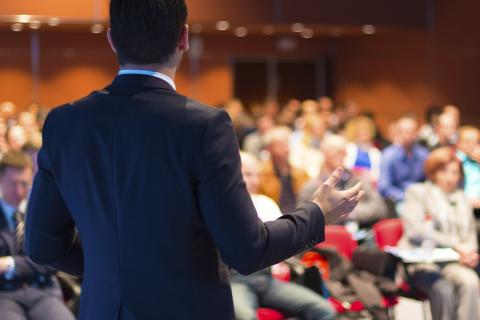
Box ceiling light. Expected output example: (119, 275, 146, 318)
(191, 23, 203, 34)
(362, 25, 376, 35)
(17, 15, 30, 23)
(234, 27, 248, 38)
(11, 23, 23, 32)
(300, 28, 314, 39)
(262, 25, 275, 35)
(90, 24, 104, 34)
(29, 20, 41, 29)
(47, 17, 61, 27)
(291, 23, 304, 33)
(215, 20, 230, 31)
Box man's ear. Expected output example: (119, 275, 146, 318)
(107, 29, 118, 54)
(178, 24, 189, 52)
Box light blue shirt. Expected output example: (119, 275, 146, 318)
(457, 151, 480, 199)
(0, 199, 16, 232)
(0, 199, 17, 279)
(118, 69, 176, 91)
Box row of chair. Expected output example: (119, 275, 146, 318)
(257, 219, 429, 320)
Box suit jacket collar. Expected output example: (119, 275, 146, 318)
(106, 74, 176, 92)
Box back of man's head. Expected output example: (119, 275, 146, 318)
(110, 0, 188, 65)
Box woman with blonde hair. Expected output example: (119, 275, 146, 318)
(290, 112, 327, 179)
(343, 115, 382, 184)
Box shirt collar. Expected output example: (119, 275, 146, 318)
(0, 199, 17, 231)
(118, 69, 176, 91)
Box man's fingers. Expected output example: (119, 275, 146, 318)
(341, 182, 362, 200)
(324, 167, 344, 188)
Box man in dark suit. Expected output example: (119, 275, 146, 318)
(24, 1, 363, 319)
(0, 152, 74, 320)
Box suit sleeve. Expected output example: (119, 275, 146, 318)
(25, 112, 84, 276)
(196, 110, 325, 275)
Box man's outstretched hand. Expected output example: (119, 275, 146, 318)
(313, 167, 364, 225)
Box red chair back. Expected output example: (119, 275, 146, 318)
(373, 219, 403, 249)
(316, 225, 357, 260)
(257, 308, 285, 320)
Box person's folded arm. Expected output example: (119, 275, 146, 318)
(196, 110, 325, 275)
(25, 111, 84, 277)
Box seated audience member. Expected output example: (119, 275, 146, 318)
(399, 147, 480, 320)
(259, 126, 309, 213)
(0, 118, 9, 158)
(318, 96, 339, 131)
(419, 105, 443, 149)
(292, 100, 319, 131)
(456, 126, 480, 209)
(230, 152, 336, 320)
(18, 112, 40, 141)
(243, 115, 275, 160)
(224, 99, 255, 144)
(297, 135, 387, 228)
(0, 152, 75, 320)
(290, 113, 327, 179)
(443, 104, 461, 126)
(343, 115, 382, 184)
(277, 99, 301, 128)
(378, 116, 429, 213)
(427, 112, 459, 150)
(0, 101, 17, 128)
(6, 125, 28, 153)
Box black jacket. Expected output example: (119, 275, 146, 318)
(25, 74, 326, 320)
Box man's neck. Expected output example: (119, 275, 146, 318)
(120, 63, 177, 81)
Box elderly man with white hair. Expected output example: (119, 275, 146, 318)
(229, 152, 336, 320)
(298, 135, 387, 228)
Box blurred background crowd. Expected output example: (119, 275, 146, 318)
(0, 95, 479, 319)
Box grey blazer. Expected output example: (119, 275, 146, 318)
(399, 182, 477, 250)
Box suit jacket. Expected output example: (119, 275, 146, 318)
(25, 74, 326, 320)
(0, 201, 53, 286)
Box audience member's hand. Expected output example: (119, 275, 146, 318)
(313, 167, 364, 225)
(456, 245, 479, 268)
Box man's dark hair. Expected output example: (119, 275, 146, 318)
(110, 0, 188, 65)
(0, 152, 33, 175)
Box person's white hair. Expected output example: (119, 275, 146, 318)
(262, 126, 292, 147)
(239, 151, 259, 168)
(321, 134, 347, 151)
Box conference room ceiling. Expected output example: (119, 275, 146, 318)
(0, 0, 429, 37)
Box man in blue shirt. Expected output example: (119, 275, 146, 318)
(379, 116, 429, 213)
(0, 152, 74, 320)
(456, 126, 480, 209)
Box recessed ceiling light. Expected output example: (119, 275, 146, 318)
(29, 20, 41, 29)
(17, 15, 30, 23)
(234, 27, 248, 38)
(215, 20, 230, 31)
(11, 23, 23, 32)
(191, 23, 203, 34)
(291, 23, 304, 33)
(362, 25, 376, 35)
(262, 25, 275, 36)
(91, 24, 104, 34)
(47, 17, 60, 27)
(300, 28, 314, 39)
